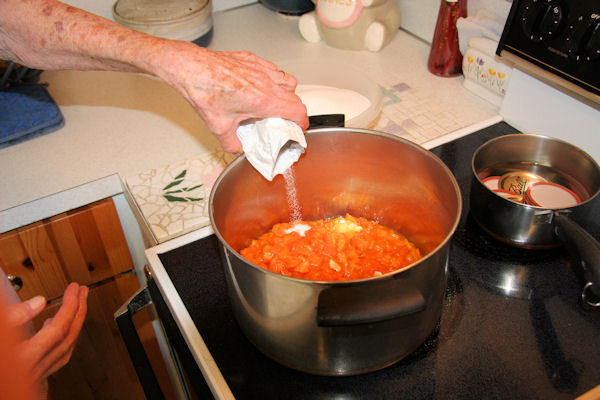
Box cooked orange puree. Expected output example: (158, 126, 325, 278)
(240, 214, 421, 281)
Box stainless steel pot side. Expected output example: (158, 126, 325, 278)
(470, 134, 600, 303)
(209, 128, 462, 375)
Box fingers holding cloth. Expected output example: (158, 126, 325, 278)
(151, 45, 308, 175)
(237, 117, 307, 181)
(222, 55, 308, 181)
(235, 68, 308, 181)
(154, 45, 308, 154)
(228, 58, 308, 164)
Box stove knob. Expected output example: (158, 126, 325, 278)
(521, 0, 565, 43)
(583, 18, 600, 62)
(565, 14, 600, 62)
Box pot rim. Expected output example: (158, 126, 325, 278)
(471, 133, 600, 211)
(209, 127, 462, 285)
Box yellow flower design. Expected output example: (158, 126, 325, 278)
(498, 72, 506, 79)
(489, 68, 496, 76)
(467, 56, 474, 63)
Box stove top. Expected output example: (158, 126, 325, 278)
(155, 122, 600, 399)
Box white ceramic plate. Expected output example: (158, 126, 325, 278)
(277, 59, 383, 128)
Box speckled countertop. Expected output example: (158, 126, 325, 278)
(0, 3, 501, 235)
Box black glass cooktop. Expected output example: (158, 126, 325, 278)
(157, 122, 600, 399)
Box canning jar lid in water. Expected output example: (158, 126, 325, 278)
(524, 182, 581, 209)
(485, 170, 582, 208)
(498, 171, 546, 196)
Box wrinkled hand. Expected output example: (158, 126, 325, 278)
(151, 43, 309, 153)
(6, 282, 88, 388)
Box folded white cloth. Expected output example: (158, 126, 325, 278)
(236, 117, 307, 181)
(456, 10, 505, 55)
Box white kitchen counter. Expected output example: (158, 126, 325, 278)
(0, 3, 501, 234)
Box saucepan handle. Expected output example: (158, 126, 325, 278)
(308, 114, 345, 129)
(553, 213, 600, 307)
(316, 279, 426, 326)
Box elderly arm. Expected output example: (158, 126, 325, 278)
(0, 0, 308, 152)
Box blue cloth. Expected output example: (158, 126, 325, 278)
(0, 83, 64, 148)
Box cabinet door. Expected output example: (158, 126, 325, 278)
(33, 272, 175, 400)
(0, 198, 134, 300)
(0, 198, 176, 399)
(0, 222, 69, 300)
(48, 198, 134, 287)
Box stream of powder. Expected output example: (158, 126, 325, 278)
(283, 167, 302, 222)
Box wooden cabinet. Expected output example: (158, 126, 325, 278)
(0, 197, 175, 399)
(0, 198, 134, 301)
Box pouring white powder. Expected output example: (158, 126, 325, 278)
(283, 167, 302, 222)
(280, 85, 370, 223)
(296, 84, 371, 121)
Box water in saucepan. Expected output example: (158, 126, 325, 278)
(478, 162, 591, 202)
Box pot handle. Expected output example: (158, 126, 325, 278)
(553, 213, 600, 307)
(316, 280, 426, 326)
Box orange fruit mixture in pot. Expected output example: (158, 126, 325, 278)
(240, 214, 422, 281)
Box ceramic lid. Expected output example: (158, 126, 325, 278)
(114, 0, 209, 23)
(113, 0, 212, 41)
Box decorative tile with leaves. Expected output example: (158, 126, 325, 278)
(127, 149, 235, 243)
(162, 170, 204, 202)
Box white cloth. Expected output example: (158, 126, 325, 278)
(236, 117, 307, 181)
(456, 10, 505, 55)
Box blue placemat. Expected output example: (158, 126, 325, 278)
(0, 83, 64, 149)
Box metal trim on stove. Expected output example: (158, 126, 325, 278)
(144, 225, 235, 400)
(114, 287, 165, 400)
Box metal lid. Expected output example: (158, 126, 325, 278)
(524, 182, 581, 209)
(482, 176, 500, 191)
(493, 189, 524, 203)
(113, 0, 212, 41)
(499, 171, 546, 196)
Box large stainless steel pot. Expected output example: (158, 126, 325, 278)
(470, 134, 600, 305)
(209, 128, 461, 375)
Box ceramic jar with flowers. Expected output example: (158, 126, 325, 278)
(462, 37, 512, 106)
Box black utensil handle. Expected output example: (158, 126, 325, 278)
(308, 114, 345, 129)
(317, 280, 426, 326)
(114, 286, 166, 400)
(554, 213, 600, 304)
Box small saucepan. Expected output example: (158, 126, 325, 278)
(470, 134, 600, 307)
